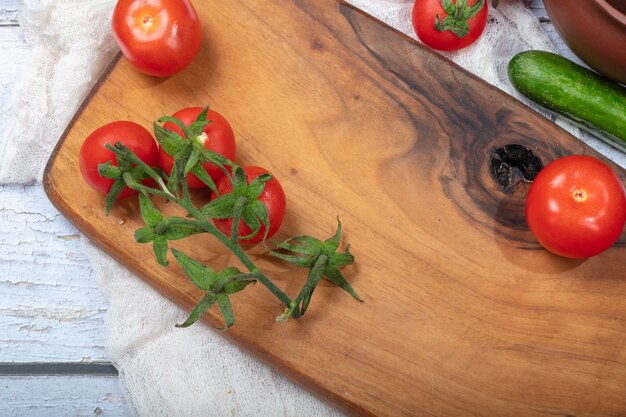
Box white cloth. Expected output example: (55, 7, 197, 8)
(2, 1, 624, 416)
(0, 0, 119, 183)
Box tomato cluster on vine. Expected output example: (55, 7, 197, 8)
(77, 105, 361, 329)
(78, 107, 286, 244)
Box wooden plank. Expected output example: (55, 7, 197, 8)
(43, 0, 626, 416)
(0, 0, 21, 22)
(0, 5, 109, 364)
(0, 184, 109, 362)
(0, 375, 131, 417)
(0, 6, 130, 411)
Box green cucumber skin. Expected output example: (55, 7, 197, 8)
(508, 50, 626, 153)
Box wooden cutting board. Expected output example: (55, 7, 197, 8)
(44, 1, 626, 416)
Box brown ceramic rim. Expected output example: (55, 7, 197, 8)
(596, 0, 626, 25)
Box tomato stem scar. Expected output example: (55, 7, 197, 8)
(573, 189, 587, 202)
(141, 15, 153, 27)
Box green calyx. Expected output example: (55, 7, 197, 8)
(434, 0, 485, 38)
(172, 248, 257, 329)
(133, 194, 203, 266)
(272, 218, 363, 322)
(97, 146, 156, 215)
(154, 106, 233, 195)
(200, 167, 271, 242)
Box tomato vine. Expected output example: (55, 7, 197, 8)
(96, 107, 362, 329)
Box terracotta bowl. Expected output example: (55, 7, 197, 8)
(544, 0, 626, 84)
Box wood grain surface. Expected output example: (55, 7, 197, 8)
(43, 1, 626, 416)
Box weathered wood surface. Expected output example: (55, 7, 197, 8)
(0, 376, 128, 417)
(0, 0, 112, 365)
(0, 2, 132, 415)
(43, 0, 626, 416)
(0, 185, 110, 362)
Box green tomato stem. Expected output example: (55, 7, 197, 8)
(212, 272, 258, 294)
(182, 201, 294, 310)
(179, 172, 294, 310)
(296, 254, 328, 303)
(122, 172, 179, 202)
(230, 196, 248, 244)
(277, 254, 328, 321)
(106, 143, 173, 197)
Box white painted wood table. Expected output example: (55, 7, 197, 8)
(0, 0, 131, 415)
(0, 1, 610, 416)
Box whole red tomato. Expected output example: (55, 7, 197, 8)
(526, 155, 626, 258)
(79, 121, 159, 199)
(159, 107, 236, 188)
(211, 166, 286, 244)
(112, 0, 202, 77)
(412, 0, 488, 51)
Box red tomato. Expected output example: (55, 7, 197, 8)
(159, 107, 236, 188)
(112, 0, 202, 77)
(526, 155, 626, 258)
(79, 121, 159, 199)
(412, 0, 488, 51)
(211, 166, 286, 244)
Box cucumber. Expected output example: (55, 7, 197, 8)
(508, 50, 626, 153)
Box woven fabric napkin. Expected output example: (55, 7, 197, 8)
(1, 1, 623, 416)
